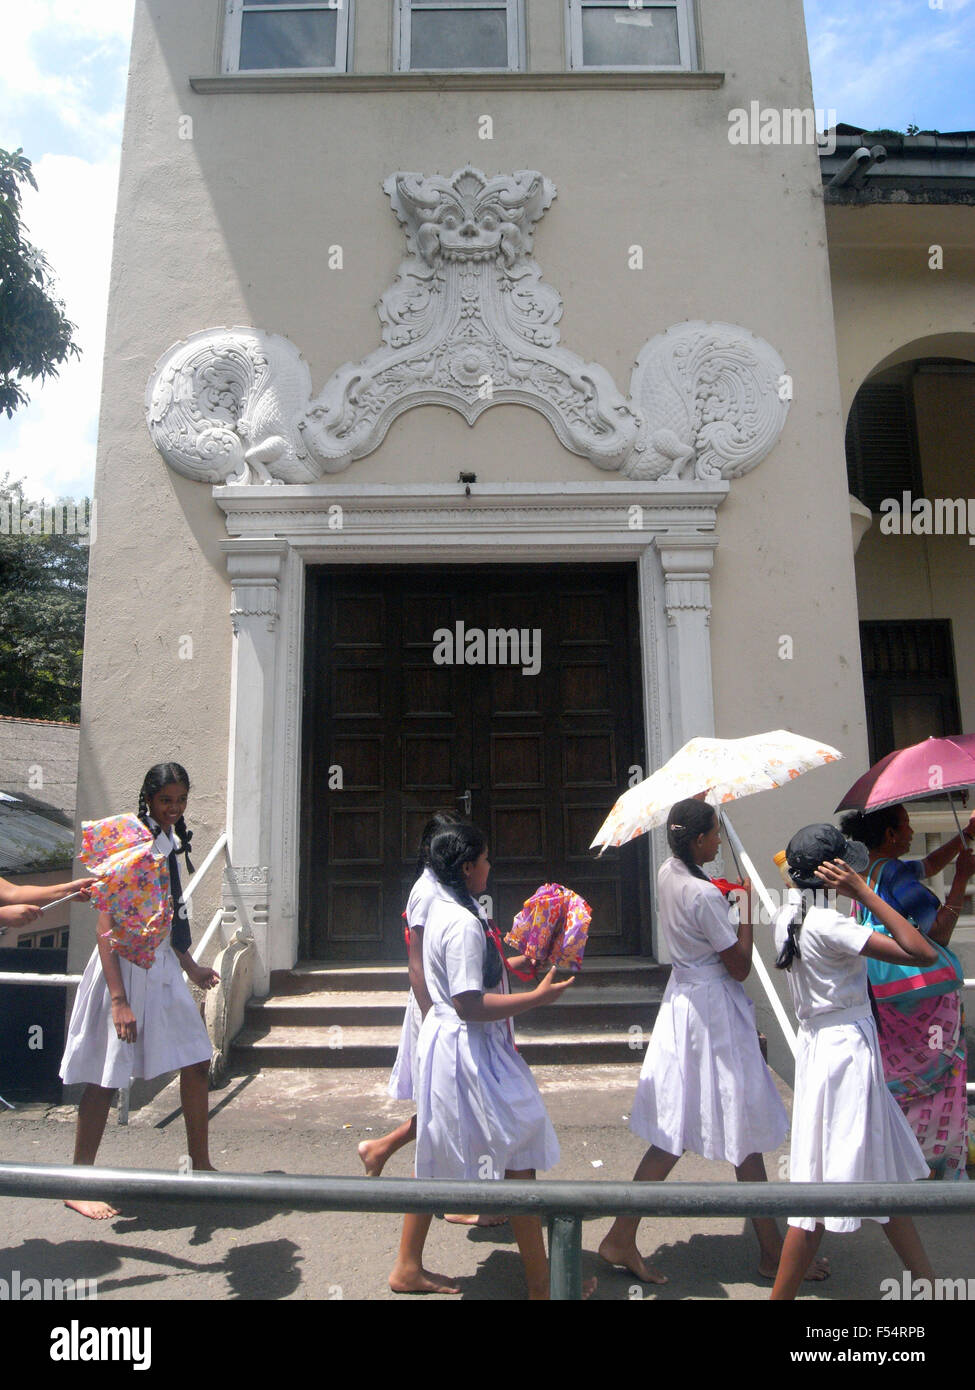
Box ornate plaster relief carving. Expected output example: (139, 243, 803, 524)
(146, 168, 789, 485)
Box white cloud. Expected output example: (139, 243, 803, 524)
(805, 0, 975, 125)
(0, 1, 135, 160)
(0, 3, 133, 502)
(1, 153, 121, 502)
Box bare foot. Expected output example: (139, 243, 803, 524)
(358, 1139, 388, 1178)
(597, 1235, 668, 1285)
(758, 1253, 830, 1282)
(583, 1276, 598, 1299)
(64, 1199, 118, 1220)
(389, 1266, 462, 1294)
(443, 1213, 507, 1227)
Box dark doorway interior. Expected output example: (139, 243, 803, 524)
(300, 564, 649, 960)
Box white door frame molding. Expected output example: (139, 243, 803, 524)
(216, 480, 726, 989)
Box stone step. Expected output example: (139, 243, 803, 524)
(269, 957, 669, 996)
(232, 1023, 651, 1069)
(247, 986, 663, 1030)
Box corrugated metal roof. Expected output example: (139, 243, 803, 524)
(0, 798, 74, 873)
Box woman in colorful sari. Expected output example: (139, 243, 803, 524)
(840, 804, 975, 1179)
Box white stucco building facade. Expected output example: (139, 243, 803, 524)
(71, 3, 974, 1018)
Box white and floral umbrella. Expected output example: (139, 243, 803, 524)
(591, 730, 843, 854)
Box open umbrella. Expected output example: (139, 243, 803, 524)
(79, 814, 173, 967)
(591, 731, 842, 852)
(835, 734, 975, 840)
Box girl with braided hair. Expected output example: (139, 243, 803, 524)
(60, 764, 218, 1220)
(391, 822, 580, 1298)
(599, 797, 794, 1286)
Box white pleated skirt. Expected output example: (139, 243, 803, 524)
(788, 1012, 929, 1232)
(59, 942, 212, 1090)
(414, 1006, 559, 1180)
(630, 965, 788, 1166)
(387, 990, 423, 1101)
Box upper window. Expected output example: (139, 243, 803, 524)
(222, 1, 353, 73)
(396, 0, 525, 71)
(567, 0, 697, 70)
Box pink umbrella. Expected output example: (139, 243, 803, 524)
(835, 733, 975, 838)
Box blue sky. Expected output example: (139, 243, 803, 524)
(0, 0, 972, 503)
(806, 0, 975, 132)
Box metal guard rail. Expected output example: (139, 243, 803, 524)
(3, 1162, 974, 1300)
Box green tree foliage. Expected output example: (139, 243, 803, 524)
(0, 147, 81, 418)
(0, 475, 89, 721)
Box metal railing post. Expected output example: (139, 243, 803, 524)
(548, 1214, 583, 1299)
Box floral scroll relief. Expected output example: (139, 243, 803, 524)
(146, 167, 789, 486)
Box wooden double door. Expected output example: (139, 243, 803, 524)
(300, 564, 649, 960)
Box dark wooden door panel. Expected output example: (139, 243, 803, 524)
(300, 565, 648, 959)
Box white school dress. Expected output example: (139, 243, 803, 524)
(773, 893, 929, 1232)
(387, 867, 450, 1101)
(59, 825, 211, 1090)
(414, 895, 559, 1180)
(630, 856, 788, 1165)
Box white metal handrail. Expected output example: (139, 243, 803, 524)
(181, 831, 228, 906)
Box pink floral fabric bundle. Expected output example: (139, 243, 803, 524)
(505, 883, 591, 973)
(80, 815, 173, 969)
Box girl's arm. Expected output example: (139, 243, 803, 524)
(718, 879, 753, 982)
(0, 903, 41, 926)
(0, 875, 92, 907)
(922, 814, 975, 878)
(927, 848, 974, 946)
(452, 966, 573, 1022)
(815, 861, 938, 966)
(96, 913, 138, 1043)
(172, 947, 219, 990)
(407, 924, 434, 1016)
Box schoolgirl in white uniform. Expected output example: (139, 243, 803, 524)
(60, 764, 219, 1221)
(600, 797, 794, 1286)
(392, 822, 574, 1299)
(769, 823, 936, 1299)
(360, 812, 461, 1181)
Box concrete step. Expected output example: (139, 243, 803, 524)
(247, 986, 663, 1031)
(269, 957, 669, 995)
(238, 956, 670, 1069)
(232, 1023, 653, 1069)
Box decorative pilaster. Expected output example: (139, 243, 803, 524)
(221, 538, 289, 993)
(654, 534, 719, 752)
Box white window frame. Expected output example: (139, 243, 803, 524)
(566, 0, 697, 71)
(222, 0, 354, 74)
(395, 0, 526, 73)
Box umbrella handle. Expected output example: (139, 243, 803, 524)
(720, 813, 798, 1058)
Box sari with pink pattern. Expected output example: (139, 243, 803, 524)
(865, 858, 968, 1180)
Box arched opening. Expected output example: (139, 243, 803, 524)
(845, 339, 975, 778)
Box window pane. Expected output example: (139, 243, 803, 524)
(581, 5, 680, 66)
(411, 10, 508, 67)
(240, 11, 337, 69)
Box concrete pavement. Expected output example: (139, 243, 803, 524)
(1, 1062, 972, 1302)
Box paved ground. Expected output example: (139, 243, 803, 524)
(1, 1062, 972, 1304)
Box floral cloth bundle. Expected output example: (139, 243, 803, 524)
(505, 883, 591, 973)
(80, 814, 173, 968)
